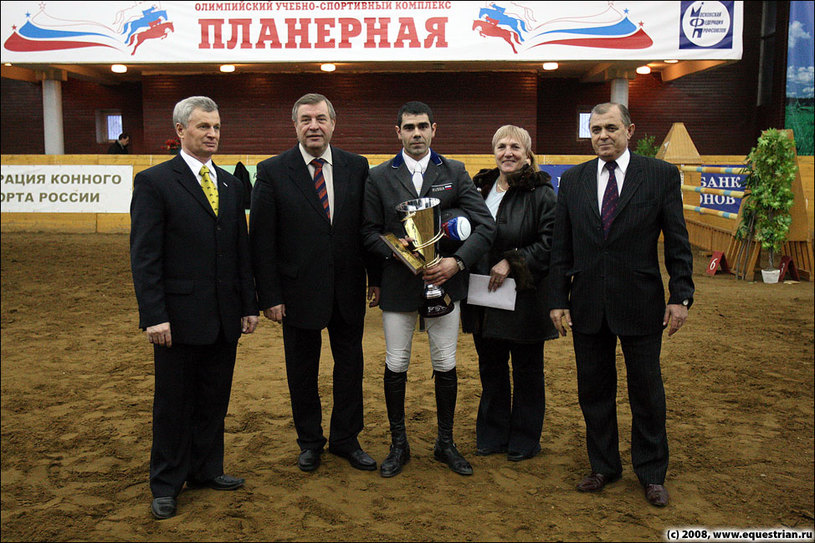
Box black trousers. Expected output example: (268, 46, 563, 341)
(150, 333, 237, 498)
(572, 318, 668, 486)
(282, 299, 364, 454)
(473, 334, 545, 456)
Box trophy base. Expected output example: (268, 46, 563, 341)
(419, 292, 454, 318)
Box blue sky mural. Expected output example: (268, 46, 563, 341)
(787, 1, 814, 99)
(786, 1, 814, 155)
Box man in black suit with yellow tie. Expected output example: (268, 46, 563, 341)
(549, 102, 694, 507)
(250, 93, 379, 473)
(130, 96, 258, 520)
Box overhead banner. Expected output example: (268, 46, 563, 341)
(0, 165, 133, 213)
(0, 1, 743, 63)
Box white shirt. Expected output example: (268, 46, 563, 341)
(596, 148, 630, 213)
(179, 148, 217, 193)
(300, 144, 335, 224)
(485, 183, 506, 219)
(402, 149, 431, 196)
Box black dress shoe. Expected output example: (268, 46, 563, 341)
(187, 474, 245, 491)
(330, 447, 377, 471)
(151, 497, 177, 520)
(507, 445, 541, 462)
(475, 446, 507, 456)
(298, 449, 322, 472)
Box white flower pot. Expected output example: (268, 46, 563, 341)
(761, 269, 780, 284)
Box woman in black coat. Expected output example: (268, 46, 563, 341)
(462, 125, 558, 461)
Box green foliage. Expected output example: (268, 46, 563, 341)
(735, 128, 797, 268)
(634, 134, 660, 157)
(785, 100, 813, 156)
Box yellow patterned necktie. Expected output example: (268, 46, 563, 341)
(199, 165, 218, 216)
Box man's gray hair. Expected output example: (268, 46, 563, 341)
(590, 102, 632, 127)
(292, 93, 336, 122)
(173, 96, 218, 128)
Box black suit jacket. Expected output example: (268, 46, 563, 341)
(361, 150, 496, 312)
(549, 153, 694, 336)
(249, 145, 376, 330)
(130, 154, 257, 345)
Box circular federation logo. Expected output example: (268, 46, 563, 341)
(682, 1, 732, 48)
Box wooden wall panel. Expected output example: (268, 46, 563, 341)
(140, 71, 539, 156)
(1, 79, 44, 154)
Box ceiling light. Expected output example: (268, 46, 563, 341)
(4, 63, 12, 67)
(636, 65, 652, 75)
(220, 65, 235, 73)
(111, 64, 127, 73)
(320, 63, 336, 72)
(542, 62, 559, 71)
(664, 59, 679, 64)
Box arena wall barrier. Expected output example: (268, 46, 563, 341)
(3, 146, 813, 280)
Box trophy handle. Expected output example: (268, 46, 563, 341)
(411, 229, 444, 251)
(401, 213, 443, 251)
(424, 255, 442, 268)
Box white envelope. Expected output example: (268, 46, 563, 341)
(466, 274, 517, 311)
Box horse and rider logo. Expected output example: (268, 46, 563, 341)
(3, 2, 174, 56)
(472, 2, 654, 54)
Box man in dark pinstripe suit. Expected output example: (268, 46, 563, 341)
(549, 103, 694, 507)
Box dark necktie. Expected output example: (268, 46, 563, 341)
(601, 160, 619, 239)
(311, 158, 330, 220)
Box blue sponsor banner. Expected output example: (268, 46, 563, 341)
(539, 164, 573, 194)
(697, 165, 746, 214)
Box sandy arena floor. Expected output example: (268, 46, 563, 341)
(1, 233, 813, 541)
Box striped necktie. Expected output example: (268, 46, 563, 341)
(311, 158, 330, 220)
(601, 161, 618, 239)
(199, 165, 218, 216)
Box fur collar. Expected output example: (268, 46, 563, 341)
(473, 164, 552, 195)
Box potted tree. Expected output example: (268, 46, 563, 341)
(735, 129, 797, 283)
(634, 134, 660, 157)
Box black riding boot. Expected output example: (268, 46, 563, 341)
(433, 368, 473, 475)
(381, 367, 410, 477)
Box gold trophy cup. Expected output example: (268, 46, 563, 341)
(379, 197, 455, 318)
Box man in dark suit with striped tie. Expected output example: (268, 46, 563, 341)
(250, 93, 379, 473)
(549, 102, 695, 507)
(130, 96, 258, 520)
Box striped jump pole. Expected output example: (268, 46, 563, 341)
(678, 164, 748, 220)
(680, 185, 747, 199)
(679, 165, 748, 175)
(682, 204, 739, 220)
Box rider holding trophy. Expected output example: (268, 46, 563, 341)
(362, 101, 495, 477)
